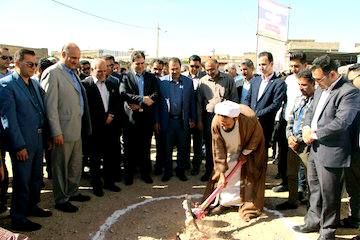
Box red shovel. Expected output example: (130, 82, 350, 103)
(183, 158, 244, 228)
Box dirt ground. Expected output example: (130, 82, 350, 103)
(0, 148, 359, 240)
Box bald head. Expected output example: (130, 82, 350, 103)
(62, 43, 80, 54)
(205, 59, 219, 79)
(91, 59, 107, 81)
(61, 42, 81, 70)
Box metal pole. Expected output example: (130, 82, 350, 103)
(156, 23, 160, 58)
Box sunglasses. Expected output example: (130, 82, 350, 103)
(153, 68, 163, 71)
(1, 56, 13, 61)
(23, 61, 38, 68)
(82, 67, 91, 71)
(190, 65, 200, 69)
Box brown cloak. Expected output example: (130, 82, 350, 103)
(203, 104, 267, 221)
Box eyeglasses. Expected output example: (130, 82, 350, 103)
(0, 56, 12, 61)
(153, 68, 163, 71)
(314, 75, 327, 82)
(23, 61, 38, 68)
(190, 65, 200, 69)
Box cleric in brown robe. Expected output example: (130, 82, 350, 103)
(203, 100, 267, 222)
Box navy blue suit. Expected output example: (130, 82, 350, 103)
(155, 75, 196, 175)
(0, 72, 46, 223)
(244, 74, 286, 147)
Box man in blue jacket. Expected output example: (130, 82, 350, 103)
(155, 58, 196, 182)
(0, 49, 52, 231)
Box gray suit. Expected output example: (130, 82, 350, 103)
(41, 62, 91, 204)
(303, 77, 360, 238)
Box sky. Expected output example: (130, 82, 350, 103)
(1, 0, 359, 58)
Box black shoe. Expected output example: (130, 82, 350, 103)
(55, 202, 79, 213)
(293, 224, 319, 233)
(141, 175, 153, 184)
(200, 172, 211, 182)
(0, 204, 7, 214)
(272, 184, 288, 192)
(190, 168, 200, 176)
(352, 235, 360, 240)
(209, 205, 230, 215)
(274, 173, 281, 179)
(154, 168, 163, 176)
(69, 193, 91, 202)
(12, 219, 42, 231)
(275, 201, 298, 210)
(114, 175, 122, 183)
(93, 187, 104, 197)
(317, 235, 335, 240)
(176, 172, 188, 181)
(28, 207, 52, 217)
(124, 176, 134, 186)
(161, 173, 172, 182)
(339, 217, 360, 228)
(104, 184, 121, 192)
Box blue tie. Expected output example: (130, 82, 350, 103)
(68, 70, 84, 116)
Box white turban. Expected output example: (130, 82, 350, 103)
(214, 100, 241, 118)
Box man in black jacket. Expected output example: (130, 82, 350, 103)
(120, 51, 159, 185)
(82, 59, 122, 196)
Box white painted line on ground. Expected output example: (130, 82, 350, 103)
(91, 194, 311, 240)
(91, 194, 202, 240)
(264, 207, 310, 240)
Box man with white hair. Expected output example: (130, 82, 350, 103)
(224, 63, 243, 88)
(81, 59, 122, 197)
(203, 101, 266, 222)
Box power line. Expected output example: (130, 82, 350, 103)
(49, 0, 154, 30)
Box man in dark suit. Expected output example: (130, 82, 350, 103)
(82, 59, 122, 196)
(120, 51, 159, 185)
(340, 65, 360, 228)
(155, 57, 196, 182)
(293, 55, 360, 240)
(183, 55, 206, 176)
(244, 51, 286, 148)
(102, 55, 122, 88)
(0, 49, 52, 231)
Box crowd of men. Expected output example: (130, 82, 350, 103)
(0, 44, 359, 240)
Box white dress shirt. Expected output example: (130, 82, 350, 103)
(311, 75, 342, 132)
(285, 74, 302, 121)
(93, 76, 109, 112)
(257, 72, 274, 101)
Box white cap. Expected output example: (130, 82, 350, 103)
(214, 100, 241, 118)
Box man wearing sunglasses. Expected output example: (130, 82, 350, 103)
(183, 55, 206, 176)
(0, 48, 13, 79)
(0, 49, 52, 231)
(78, 60, 91, 80)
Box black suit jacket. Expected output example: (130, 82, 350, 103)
(82, 76, 122, 137)
(244, 74, 286, 144)
(119, 71, 159, 125)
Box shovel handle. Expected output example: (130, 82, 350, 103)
(198, 159, 243, 210)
